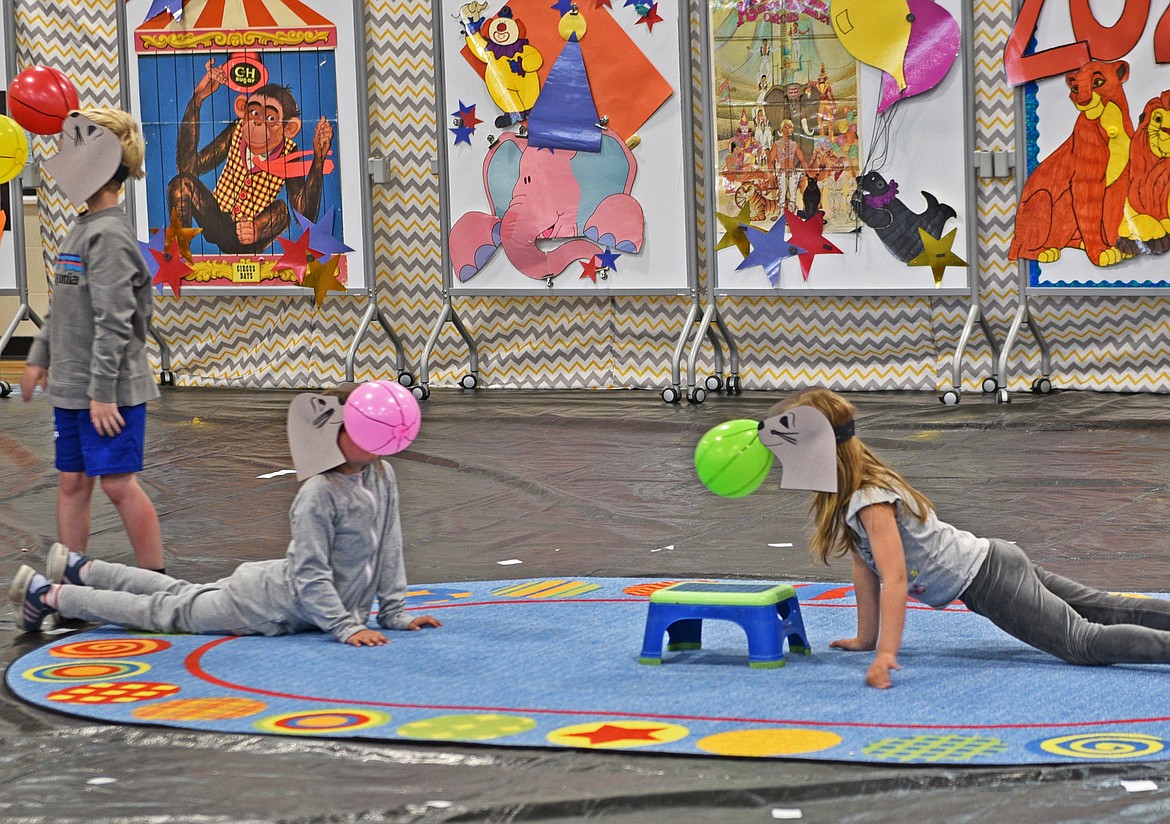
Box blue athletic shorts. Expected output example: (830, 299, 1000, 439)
(54, 404, 148, 477)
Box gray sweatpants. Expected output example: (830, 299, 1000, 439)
(961, 539, 1170, 665)
(56, 560, 255, 635)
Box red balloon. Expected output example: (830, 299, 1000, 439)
(7, 66, 80, 135)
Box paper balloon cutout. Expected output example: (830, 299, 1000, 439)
(851, 171, 956, 263)
(877, 0, 960, 113)
(830, 0, 911, 91)
(0, 115, 29, 184)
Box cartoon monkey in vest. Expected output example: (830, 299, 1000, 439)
(168, 59, 333, 255)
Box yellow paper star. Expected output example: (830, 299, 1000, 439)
(715, 201, 759, 259)
(165, 207, 202, 264)
(301, 256, 346, 308)
(908, 227, 967, 286)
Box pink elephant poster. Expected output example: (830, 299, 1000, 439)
(440, 0, 691, 293)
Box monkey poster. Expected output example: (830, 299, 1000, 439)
(123, 0, 367, 296)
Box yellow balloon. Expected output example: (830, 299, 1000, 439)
(830, 0, 911, 90)
(0, 114, 29, 185)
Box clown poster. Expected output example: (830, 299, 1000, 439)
(709, 0, 973, 294)
(121, 0, 368, 299)
(439, 0, 691, 293)
(1007, 0, 1170, 290)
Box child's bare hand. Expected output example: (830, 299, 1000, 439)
(20, 364, 47, 402)
(866, 652, 900, 689)
(829, 637, 875, 651)
(346, 629, 389, 646)
(407, 615, 442, 630)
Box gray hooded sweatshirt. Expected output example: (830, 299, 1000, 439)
(27, 206, 159, 409)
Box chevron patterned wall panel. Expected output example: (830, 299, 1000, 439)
(15, 0, 1170, 394)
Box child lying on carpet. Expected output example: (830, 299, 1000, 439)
(758, 387, 1170, 689)
(9, 382, 441, 646)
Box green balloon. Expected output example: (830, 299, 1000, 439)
(694, 419, 775, 498)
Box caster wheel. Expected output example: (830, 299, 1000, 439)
(397, 372, 415, 388)
(726, 375, 742, 394)
(704, 375, 723, 392)
(687, 388, 706, 405)
(159, 370, 175, 387)
(0, 380, 10, 398)
(996, 388, 1011, 404)
(981, 377, 998, 394)
(459, 374, 478, 390)
(661, 387, 680, 404)
(411, 385, 430, 401)
(939, 389, 960, 406)
(1031, 377, 1052, 394)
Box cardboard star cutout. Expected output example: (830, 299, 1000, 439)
(165, 207, 201, 264)
(716, 202, 758, 258)
(595, 0, 612, 8)
(597, 248, 621, 271)
(637, 3, 663, 31)
(580, 256, 601, 283)
(908, 226, 966, 286)
(784, 209, 843, 280)
(302, 256, 346, 308)
(737, 215, 806, 286)
(552, 0, 575, 12)
(294, 207, 354, 257)
(274, 229, 318, 283)
(456, 102, 482, 131)
(142, 0, 185, 23)
(451, 124, 474, 145)
(150, 238, 193, 297)
(139, 229, 167, 293)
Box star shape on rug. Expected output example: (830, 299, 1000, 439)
(715, 201, 758, 259)
(142, 0, 185, 22)
(736, 215, 806, 286)
(301, 255, 346, 308)
(637, 2, 663, 30)
(784, 209, 842, 281)
(564, 724, 669, 745)
(596, 248, 621, 271)
(274, 229, 318, 283)
(294, 207, 354, 257)
(165, 207, 201, 264)
(150, 238, 193, 297)
(908, 227, 967, 286)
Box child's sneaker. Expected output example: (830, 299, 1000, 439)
(8, 565, 56, 632)
(45, 542, 89, 586)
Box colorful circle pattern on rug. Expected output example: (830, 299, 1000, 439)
(547, 720, 689, 749)
(23, 660, 151, 683)
(254, 708, 392, 735)
(132, 697, 269, 721)
(1027, 733, 1167, 759)
(50, 638, 172, 658)
(397, 713, 537, 741)
(492, 579, 601, 599)
(47, 681, 180, 705)
(862, 734, 1009, 763)
(697, 728, 843, 757)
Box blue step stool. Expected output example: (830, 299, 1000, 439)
(638, 582, 810, 669)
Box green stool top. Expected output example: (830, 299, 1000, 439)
(649, 582, 797, 607)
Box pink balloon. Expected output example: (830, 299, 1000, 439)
(877, 0, 960, 114)
(343, 380, 421, 455)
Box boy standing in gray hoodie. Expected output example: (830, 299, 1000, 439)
(19, 109, 164, 572)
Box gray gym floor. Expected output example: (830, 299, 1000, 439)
(3, 386, 1170, 823)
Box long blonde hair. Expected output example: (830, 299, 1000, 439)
(770, 388, 933, 564)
